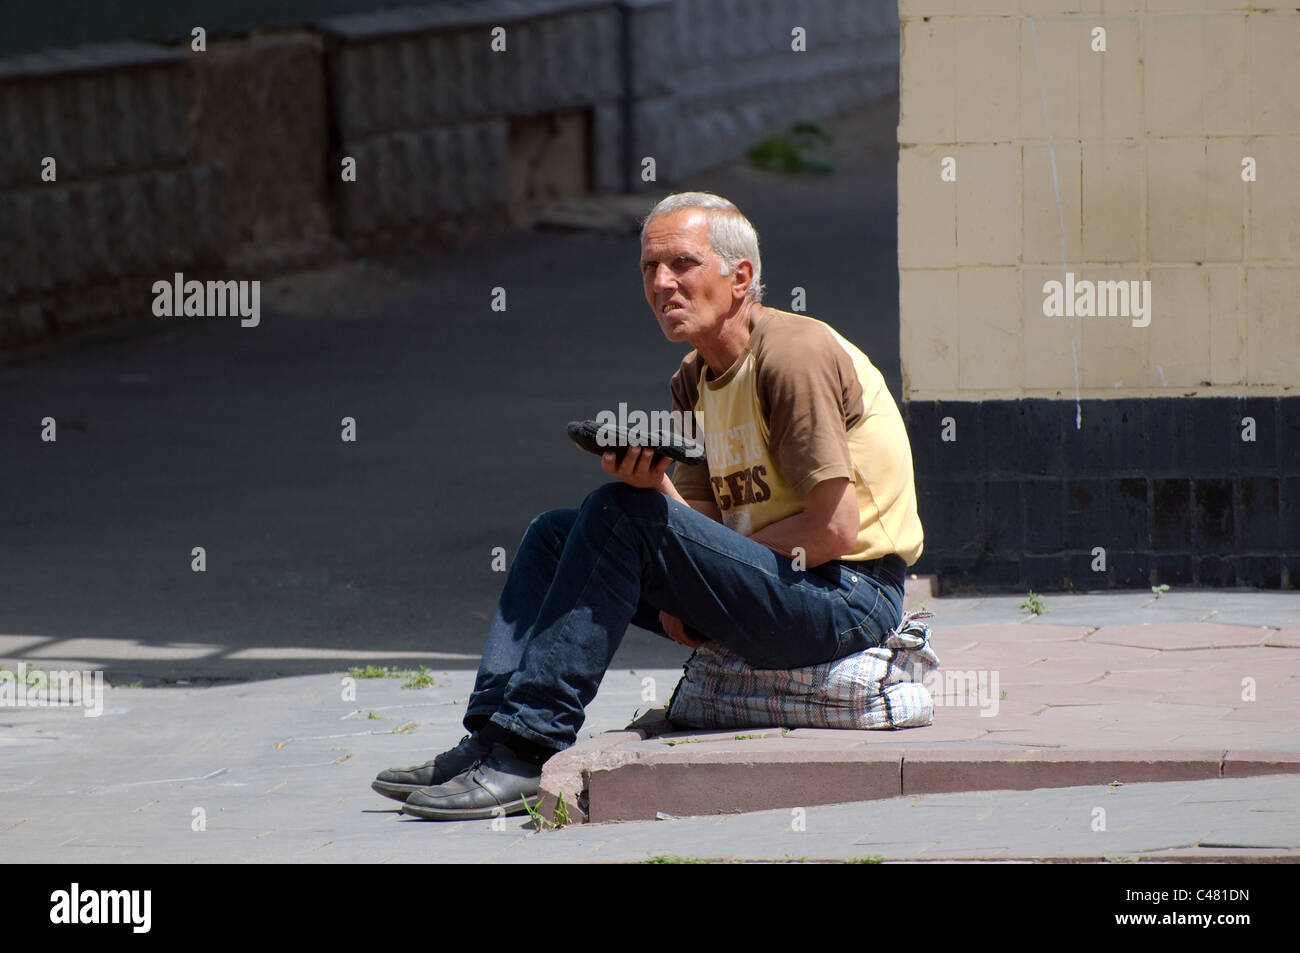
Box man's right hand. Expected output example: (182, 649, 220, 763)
(602, 444, 674, 491)
(659, 610, 703, 648)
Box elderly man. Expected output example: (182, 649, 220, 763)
(376, 191, 923, 820)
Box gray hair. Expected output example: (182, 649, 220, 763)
(641, 192, 765, 303)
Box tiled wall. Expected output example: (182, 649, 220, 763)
(897, 1, 1300, 399)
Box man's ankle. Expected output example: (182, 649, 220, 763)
(478, 721, 555, 766)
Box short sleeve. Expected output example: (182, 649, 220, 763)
(756, 327, 858, 497)
(668, 362, 714, 502)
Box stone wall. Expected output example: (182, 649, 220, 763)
(0, 0, 899, 352)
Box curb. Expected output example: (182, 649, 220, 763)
(538, 721, 1300, 824)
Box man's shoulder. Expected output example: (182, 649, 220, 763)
(669, 349, 706, 405)
(671, 349, 705, 383)
(752, 308, 862, 370)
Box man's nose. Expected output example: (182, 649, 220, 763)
(650, 264, 675, 291)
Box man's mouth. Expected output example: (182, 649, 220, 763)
(663, 303, 683, 314)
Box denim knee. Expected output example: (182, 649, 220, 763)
(525, 507, 577, 541)
(580, 481, 666, 521)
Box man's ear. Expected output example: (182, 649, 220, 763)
(731, 259, 754, 300)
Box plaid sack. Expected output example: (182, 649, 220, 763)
(666, 610, 940, 730)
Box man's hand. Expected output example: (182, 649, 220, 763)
(601, 444, 673, 490)
(659, 610, 703, 648)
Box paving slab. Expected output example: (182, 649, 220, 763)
(1088, 623, 1274, 651)
(538, 594, 1300, 826)
(1267, 628, 1300, 648)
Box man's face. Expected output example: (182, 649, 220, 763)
(640, 210, 745, 343)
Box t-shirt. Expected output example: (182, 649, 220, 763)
(668, 308, 924, 565)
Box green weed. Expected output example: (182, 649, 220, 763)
(522, 793, 571, 832)
(747, 121, 835, 174)
(346, 665, 436, 690)
(401, 666, 436, 690)
(1019, 590, 1046, 615)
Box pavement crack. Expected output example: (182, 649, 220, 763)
(277, 730, 392, 745)
(114, 767, 228, 788)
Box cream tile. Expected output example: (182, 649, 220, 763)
(1074, 266, 1151, 389)
(899, 144, 958, 269)
(1023, 265, 1086, 391)
(958, 267, 1024, 390)
(1247, 138, 1300, 263)
(1024, 142, 1083, 264)
(1245, 267, 1300, 387)
(956, 143, 1021, 266)
(1251, 13, 1300, 135)
(1081, 15, 1140, 140)
(1020, 15, 1080, 142)
(1207, 265, 1247, 386)
(956, 18, 1021, 143)
(900, 19, 958, 144)
(1146, 267, 1212, 388)
(901, 269, 960, 396)
(1082, 139, 1142, 261)
(1147, 139, 1244, 263)
(1145, 14, 1249, 138)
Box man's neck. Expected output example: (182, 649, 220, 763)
(694, 301, 766, 377)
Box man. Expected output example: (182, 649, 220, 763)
(375, 191, 923, 820)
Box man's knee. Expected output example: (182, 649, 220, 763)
(526, 507, 578, 546)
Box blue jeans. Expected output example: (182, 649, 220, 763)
(465, 482, 905, 751)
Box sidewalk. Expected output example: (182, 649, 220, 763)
(2, 589, 1297, 863)
(539, 587, 1300, 824)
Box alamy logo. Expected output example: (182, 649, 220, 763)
(50, 883, 151, 933)
(594, 402, 695, 448)
(0, 662, 103, 717)
(902, 665, 1000, 717)
(1042, 272, 1151, 328)
(151, 272, 260, 326)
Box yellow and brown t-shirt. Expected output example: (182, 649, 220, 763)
(668, 308, 924, 565)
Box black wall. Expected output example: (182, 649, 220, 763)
(904, 396, 1299, 593)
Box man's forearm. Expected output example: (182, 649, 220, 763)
(748, 512, 844, 568)
(657, 474, 722, 521)
(749, 477, 858, 568)
(657, 473, 855, 564)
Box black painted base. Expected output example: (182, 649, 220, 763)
(902, 396, 1299, 592)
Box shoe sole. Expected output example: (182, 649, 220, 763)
(399, 793, 541, 821)
(371, 780, 425, 803)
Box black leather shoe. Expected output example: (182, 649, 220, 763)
(371, 733, 488, 802)
(400, 743, 543, 821)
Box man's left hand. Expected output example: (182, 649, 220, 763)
(601, 444, 673, 490)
